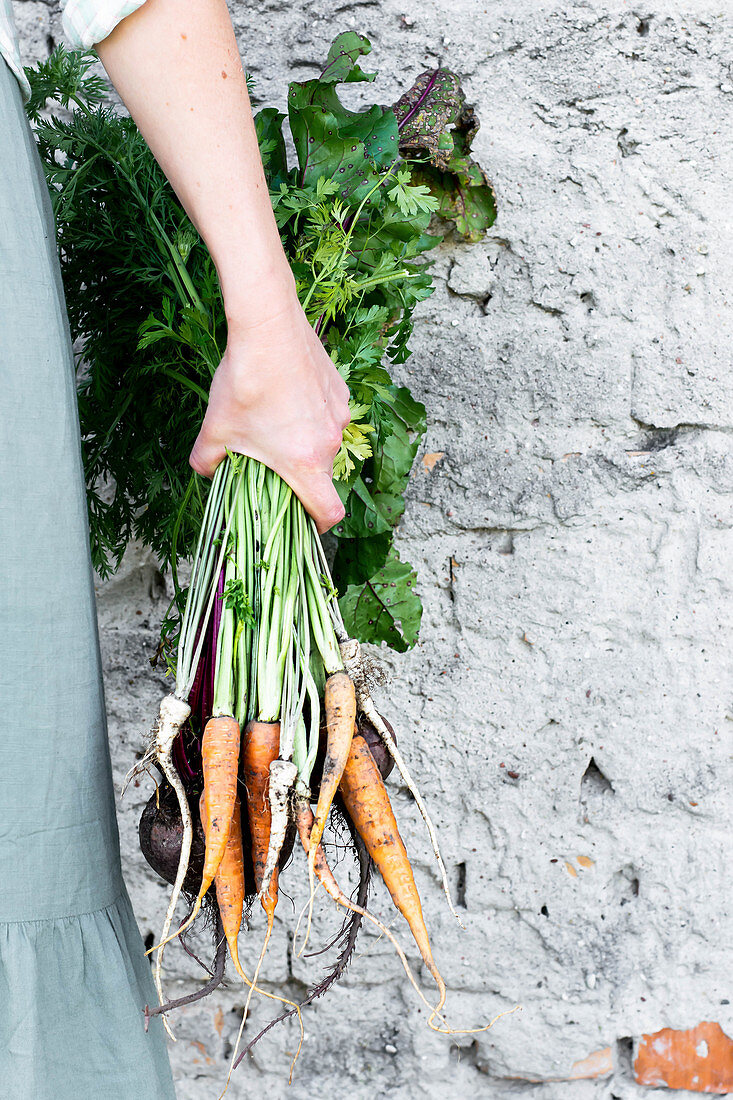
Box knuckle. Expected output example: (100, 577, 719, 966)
(293, 432, 341, 468)
(288, 442, 323, 473)
(293, 444, 321, 471)
(326, 427, 344, 453)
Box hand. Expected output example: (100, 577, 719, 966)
(96, 0, 350, 528)
(189, 296, 351, 533)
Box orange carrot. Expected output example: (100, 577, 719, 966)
(200, 792, 246, 979)
(309, 672, 356, 857)
(241, 720, 280, 923)
(198, 796, 306, 1092)
(150, 714, 241, 952)
(236, 721, 286, 1054)
(294, 793, 445, 1022)
(295, 796, 345, 905)
(199, 715, 241, 902)
(339, 734, 442, 990)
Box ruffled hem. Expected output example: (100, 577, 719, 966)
(0, 888, 175, 1100)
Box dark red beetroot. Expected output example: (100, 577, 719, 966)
(357, 713, 395, 781)
(310, 712, 395, 800)
(139, 780, 292, 897)
(139, 782, 206, 895)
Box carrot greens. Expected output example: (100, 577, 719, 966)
(26, 31, 495, 652)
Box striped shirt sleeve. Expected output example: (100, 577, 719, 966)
(61, 0, 149, 50)
(0, 3, 31, 101)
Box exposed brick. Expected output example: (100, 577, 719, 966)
(635, 1022, 733, 1093)
(508, 1046, 614, 1083)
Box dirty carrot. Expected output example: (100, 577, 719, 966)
(200, 792, 246, 979)
(199, 714, 241, 897)
(197, 734, 306, 1092)
(232, 722, 296, 1082)
(339, 733, 446, 1010)
(294, 793, 444, 1021)
(303, 772, 515, 1043)
(309, 671, 356, 857)
(242, 720, 280, 919)
(295, 795, 350, 907)
(338, 636, 462, 928)
(149, 713, 241, 952)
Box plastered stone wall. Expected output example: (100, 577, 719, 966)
(13, 2, 733, 1096)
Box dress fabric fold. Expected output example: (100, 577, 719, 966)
(0, 36, 175, 1100)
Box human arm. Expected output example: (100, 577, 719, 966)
(90, 0, 349, 531)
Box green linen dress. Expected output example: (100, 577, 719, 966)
(0, 40, 176, 1100)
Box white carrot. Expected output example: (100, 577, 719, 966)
(258, 758, 297, 902)
(149, 693, 192, 1038)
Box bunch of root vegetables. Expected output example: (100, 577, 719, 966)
(25, 28, 503, 1081)
(135, 457, 465, 1072)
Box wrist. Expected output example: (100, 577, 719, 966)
(216, 212, 297, 325)
(223, 270, 301, 336)
(223, 265, 297, 326)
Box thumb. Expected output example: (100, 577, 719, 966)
(189, 426, 226, 479)
(290, 471, 345, 534)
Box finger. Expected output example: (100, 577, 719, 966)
(189, 429, 226, 479)
(333, 396, 351, 431)
(292, 472, 345, 534)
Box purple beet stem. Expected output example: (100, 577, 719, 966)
(203, 565, 225, 721)
(172, 561, 225, 782)
(397, 70, 440, 132)
(172, 728, 196, 781)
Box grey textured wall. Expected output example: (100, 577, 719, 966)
(14, 2, 733, 1097)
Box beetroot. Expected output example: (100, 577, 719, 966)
(357, 712, 395, 780)
(139, 782, 206, 895)
(139, 781, 293, 898)
(310, 711, 396, 800)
